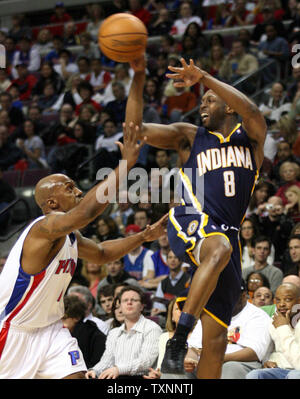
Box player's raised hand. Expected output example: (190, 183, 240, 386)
(142, 213, 168, 242)
(166, 58, 204, 87)
(130, 55, 146, 72)
(117, 122, 146, 168)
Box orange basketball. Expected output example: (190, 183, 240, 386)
(98, 13, 148, 63)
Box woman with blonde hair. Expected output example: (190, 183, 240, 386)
(284, 184, 300, 223)
(81, 259, 107, 298)
(275, 161, 300, 205)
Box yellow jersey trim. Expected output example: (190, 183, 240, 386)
(203, 307, 228, 328)
(208, 123, 241, 144)
(179, 168, 202, 213)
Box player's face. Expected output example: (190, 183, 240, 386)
(55, 177, 83, 212)
(200, 91, 226, 130)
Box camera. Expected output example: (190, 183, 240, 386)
(265, 204, 274, 210)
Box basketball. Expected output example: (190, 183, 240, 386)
(98, 13, 148, 63)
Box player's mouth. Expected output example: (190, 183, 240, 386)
(201, 113, 209, 123)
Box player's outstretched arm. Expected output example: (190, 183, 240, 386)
(76, 214, 168, 264)
(167, 58, 267, 167)
(126, 57, 196, 151)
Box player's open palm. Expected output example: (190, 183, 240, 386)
(166, 58, 204, 88)
(117, 122, 146, 168)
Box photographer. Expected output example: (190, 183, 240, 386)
(252, 196, 294, 264)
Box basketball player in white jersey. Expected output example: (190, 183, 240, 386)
(0, 126, 167, 379)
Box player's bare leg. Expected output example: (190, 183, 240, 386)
(161, 235, 231, 375)
(63, 371, 86, 379)
(196, 312, 227, 378)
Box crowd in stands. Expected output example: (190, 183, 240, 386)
(2, 0, 300, 379)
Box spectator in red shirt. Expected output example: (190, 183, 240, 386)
(75, 81, 102, 115)
(128, 0, 152, 27)
(50, 2, 72, 24)
(8, 63, 37, 101)
(225, 0, 253, 27)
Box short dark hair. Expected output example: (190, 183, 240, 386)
(246, 271, 270, 289)
(98, 284, 114, 299)
(254, 235, 272, 250)
(289, 234, 300, 244)
(119, 285, 146, 305)
(63, 295, 87, 321)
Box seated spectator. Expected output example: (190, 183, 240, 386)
(15, 119, 48, 169)
(105, 295, 125, 330)
(42, 103, 74, 147)
(143, 77, 162, 113)
(246, 271, 271, 302)
(170, 1, 203, 36)
(32, 61, 65, 97)
(0, 91, 24, 126)
(68, 285, 109, 336)
(49, 73, 83, 113)
(0, 69, 11, 93)
(74, 103, 99, 127)
(7, 84, 23, 110)
(11, 36, 40, 79)
(251, 4, 286, 44)
(284, 185, 300, 223)
(201, 44, 225, 80)
(75, 81, 102, 115)
(275, 161, 300, 205)
(271, 140, 300, 186)
(86, 3, 105, 42)
(286, 65, 300, 103)
(101, 64, 133, 105)
(224, 0, 254, 27)
(180, 35, 204, 64)
(77, 56, 91, 80)
(96, 258, 140, 292)
(252, 286, 274, 308)
(123, 224, 154, 281)
(88, 58, 111, 94)
(148, 53, 169, 90)
(186, 279, 273, 379)
(53, 49, 79, 81)
(183, 22, 208, 55)
(284, 234, 300, 277)
(128, 0, 152, 27)
(63, 21, 80, 47)
(63, 295, 106, 369)
(77, 32, 100, 61)
(252, 195, 294, 263)
(240, 217, 262, 269)
(275, 116, 300, 158)
(104, 82, 127, 127)
(50, 2, 72, 24)
(218, 38, 259, 86)
(148, 7, 173, 36)
(151, 250, 190, 316)
(8, 14, 32, 43)
(5, 36, 17, 70)
(86, 285, 162, 379)
(37, 83, 59, 114)
(81, 259, 107, 298)
(246, 282, 300, 379)
(110, 189, 135, 233)
(97, 285, 114, 321)
(144, 296, 195, 380)
(32, 29, 53, 53)
(71, 120, 96, 145)
(95, 215, 123, 243)
(44, 35, 64, 65)
(163, 85, 197, 123)
(258, 82, 291, 124)
(242, 236, 284, 295)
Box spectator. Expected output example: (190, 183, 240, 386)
(252, 286, 274, 308)
(170, 1, 203, 36)
(95, 215, 123, 243)
(32, 29, 53, 53)
(275, 161, 300, 205)
(123, 224, 154, 281)
(8, 14, 31, 43)
(246, 271, 271, 301)
(258, 82, 291, 124)
(86, 4, 105, 42)
(180, 35, 203, 64)
(240, 217, 261, 269)
(44, 35, 64, 65)
(253, 196, 294, 263)
(0, 69, 11, 93)
(53, 49, 79, 81)
(110, 189, 135, 233)
(97, 285, 114, 320)
(104, 82, 127, 126)
(77, 56, 91, 80)
(86, 285, 162, 379)
(102, 64, 133, 105)
(5, 36, 16, 69)
(88, 58, 111, 94)
(15, 119, 48, 169)
(68, 285, 109, 336)
(242, 236, 283, 295)
(105, 294, 125, 330)
(63, 295, 106, 369)
(63, 20, 80, 47)
(49, 73, 83, 113)
(143, 77, 162, 113)
(11, 36, 40, 78)
(32, 61, 65, 97)
(163, 85, 197, 123)
(50, 2, 72, 24)
(201, 44, 226, 79)
(96, 258, 140, 292)
(81, 260, 107, 298)
(0, 92, 24, 126)
(148, 7, 173, 36)
(271, 140, 300, 186)
(151, 250, 190, 316)
(246, 282, 300, 379)
(7, 63, 37, 101)
(219, 38, 259, 85)
(42, 103, 74, 147)
(251, 5, 286, 44)
(284, 234, 300, 277)
(284, 185, 300, 223)
(128, 0, 152, 27)
(77, 32, 100, 61)
(186, 279, 273, 379)
(224, 0, 254, 27)
(37, 83, 59, 114)
(286, 65, 300, 103)
(183, 22, 209, 56)
(75, 81, 102, 115)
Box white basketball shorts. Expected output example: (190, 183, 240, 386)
(0, 320, 87, 379)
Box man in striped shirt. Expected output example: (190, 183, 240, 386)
(86, 286, 162, 379)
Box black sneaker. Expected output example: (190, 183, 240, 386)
(161, 338, 188, 374)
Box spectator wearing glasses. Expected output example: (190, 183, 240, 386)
(85, 286, 162, 379)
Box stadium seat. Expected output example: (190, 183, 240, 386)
(2, 170, 21, 188)
(21, 168, 51, 187)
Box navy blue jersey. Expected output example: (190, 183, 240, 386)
(178, 123, 259, 228)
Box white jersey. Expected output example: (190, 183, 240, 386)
(0, 216, 78, 333)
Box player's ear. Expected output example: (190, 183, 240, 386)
(47, 197, 59, 210)
(225, 105, 235, 115)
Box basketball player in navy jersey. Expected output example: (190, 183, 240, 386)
(125, 57, 266, 378)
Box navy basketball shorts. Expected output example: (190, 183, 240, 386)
(168, 205, 242, 328)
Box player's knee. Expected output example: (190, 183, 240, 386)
(204, 331, 227, 359)
(208, 240, 232, 273)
